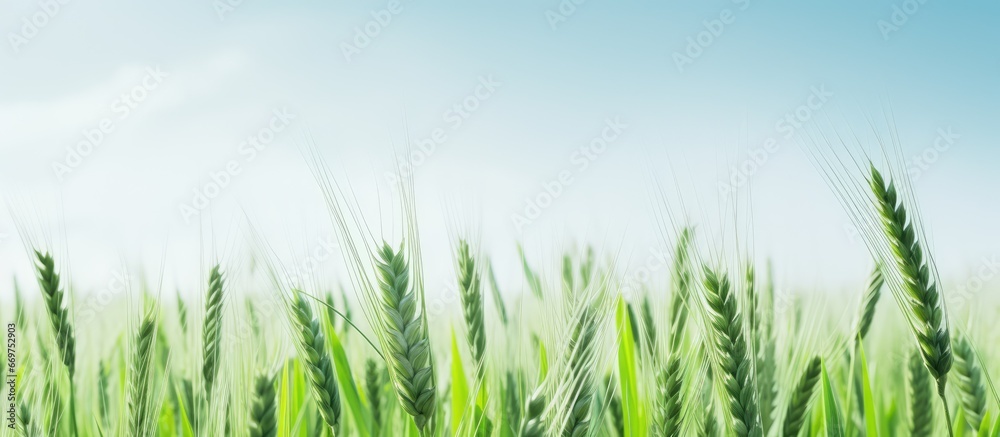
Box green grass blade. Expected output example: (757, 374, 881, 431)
(450, 328, 470, 434)
(858, 342, 878, 437)
(821, 363, 844, 437)
(326, 318, 373, 437)
(615, 297, 645, 436)
(978, 411, 992, 437)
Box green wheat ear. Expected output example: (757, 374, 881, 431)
(128, 310, 157, 437)
(249, 373, 277, 437)
(868, 166, 953, 390)
(701, 266, 761, 437)
(374, 241, 436, 431)
(558, 306, 600, 437)
(32, 250, 76, 376)
(855, 265, 884, 344)
(781, 356, 821, 437)
(953, 337, 986, 430)
(654, 356, 684, 437)
(290, 291, 342, 430)
(908, 349, 934, 437)
(32, 250, 80, 437)
(202, 264, 225, 399)
(365, 359, 384, 432)
(456, 239, 486, 377)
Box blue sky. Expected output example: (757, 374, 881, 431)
(1, 0, 998, 298)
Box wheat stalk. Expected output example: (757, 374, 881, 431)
(781, 356, 820, 437)
(290, 291, 342, 431)
(31, 250, 78, 437)
(128, 310, 157, 437)
(700, 266, 761, 437)
(953, 337, 986, 430)
(202, 264, 225, 399)
(249, 373, 277, 437)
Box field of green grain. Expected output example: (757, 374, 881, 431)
(3, 159, 998, 437)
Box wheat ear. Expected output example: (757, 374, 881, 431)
(202, 264, 225, 399)
(909, 349, 934, 437)
(781, 356, 821, 437)
(855, 265, 884, 344)
(559, 307, 600, 437)
(290, 291, 342, 430)
(249, 373, 277, 437)
(365, 359, 383, 432)
(456, 239, 486, 376)
(32, 250, 79, 437)
(953, 337, 986, 430)
(373, 241, 436, 431)
(701, 266, 761, 437)
(869, 167, 952, 386)
(869, 166, 955, 434)
(654, 356, 684, 437)
(128, 310, 157, 437)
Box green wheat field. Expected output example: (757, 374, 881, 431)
(2, 153, 998, 437)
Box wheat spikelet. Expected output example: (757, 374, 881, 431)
(700, 266, 761, 437)
(373, 241, 436, 431)
(290, 291, 342, 430)
(128, 311, 157, 437)
(202, 264, 225, 398)
(640, 297, 656, 354)
(781, 356, 820, 437)
(953, 337, 986, 430)
(249, 373, 277, 437)
(908, 349, 934, 436)
(456, 239, 486, 375)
